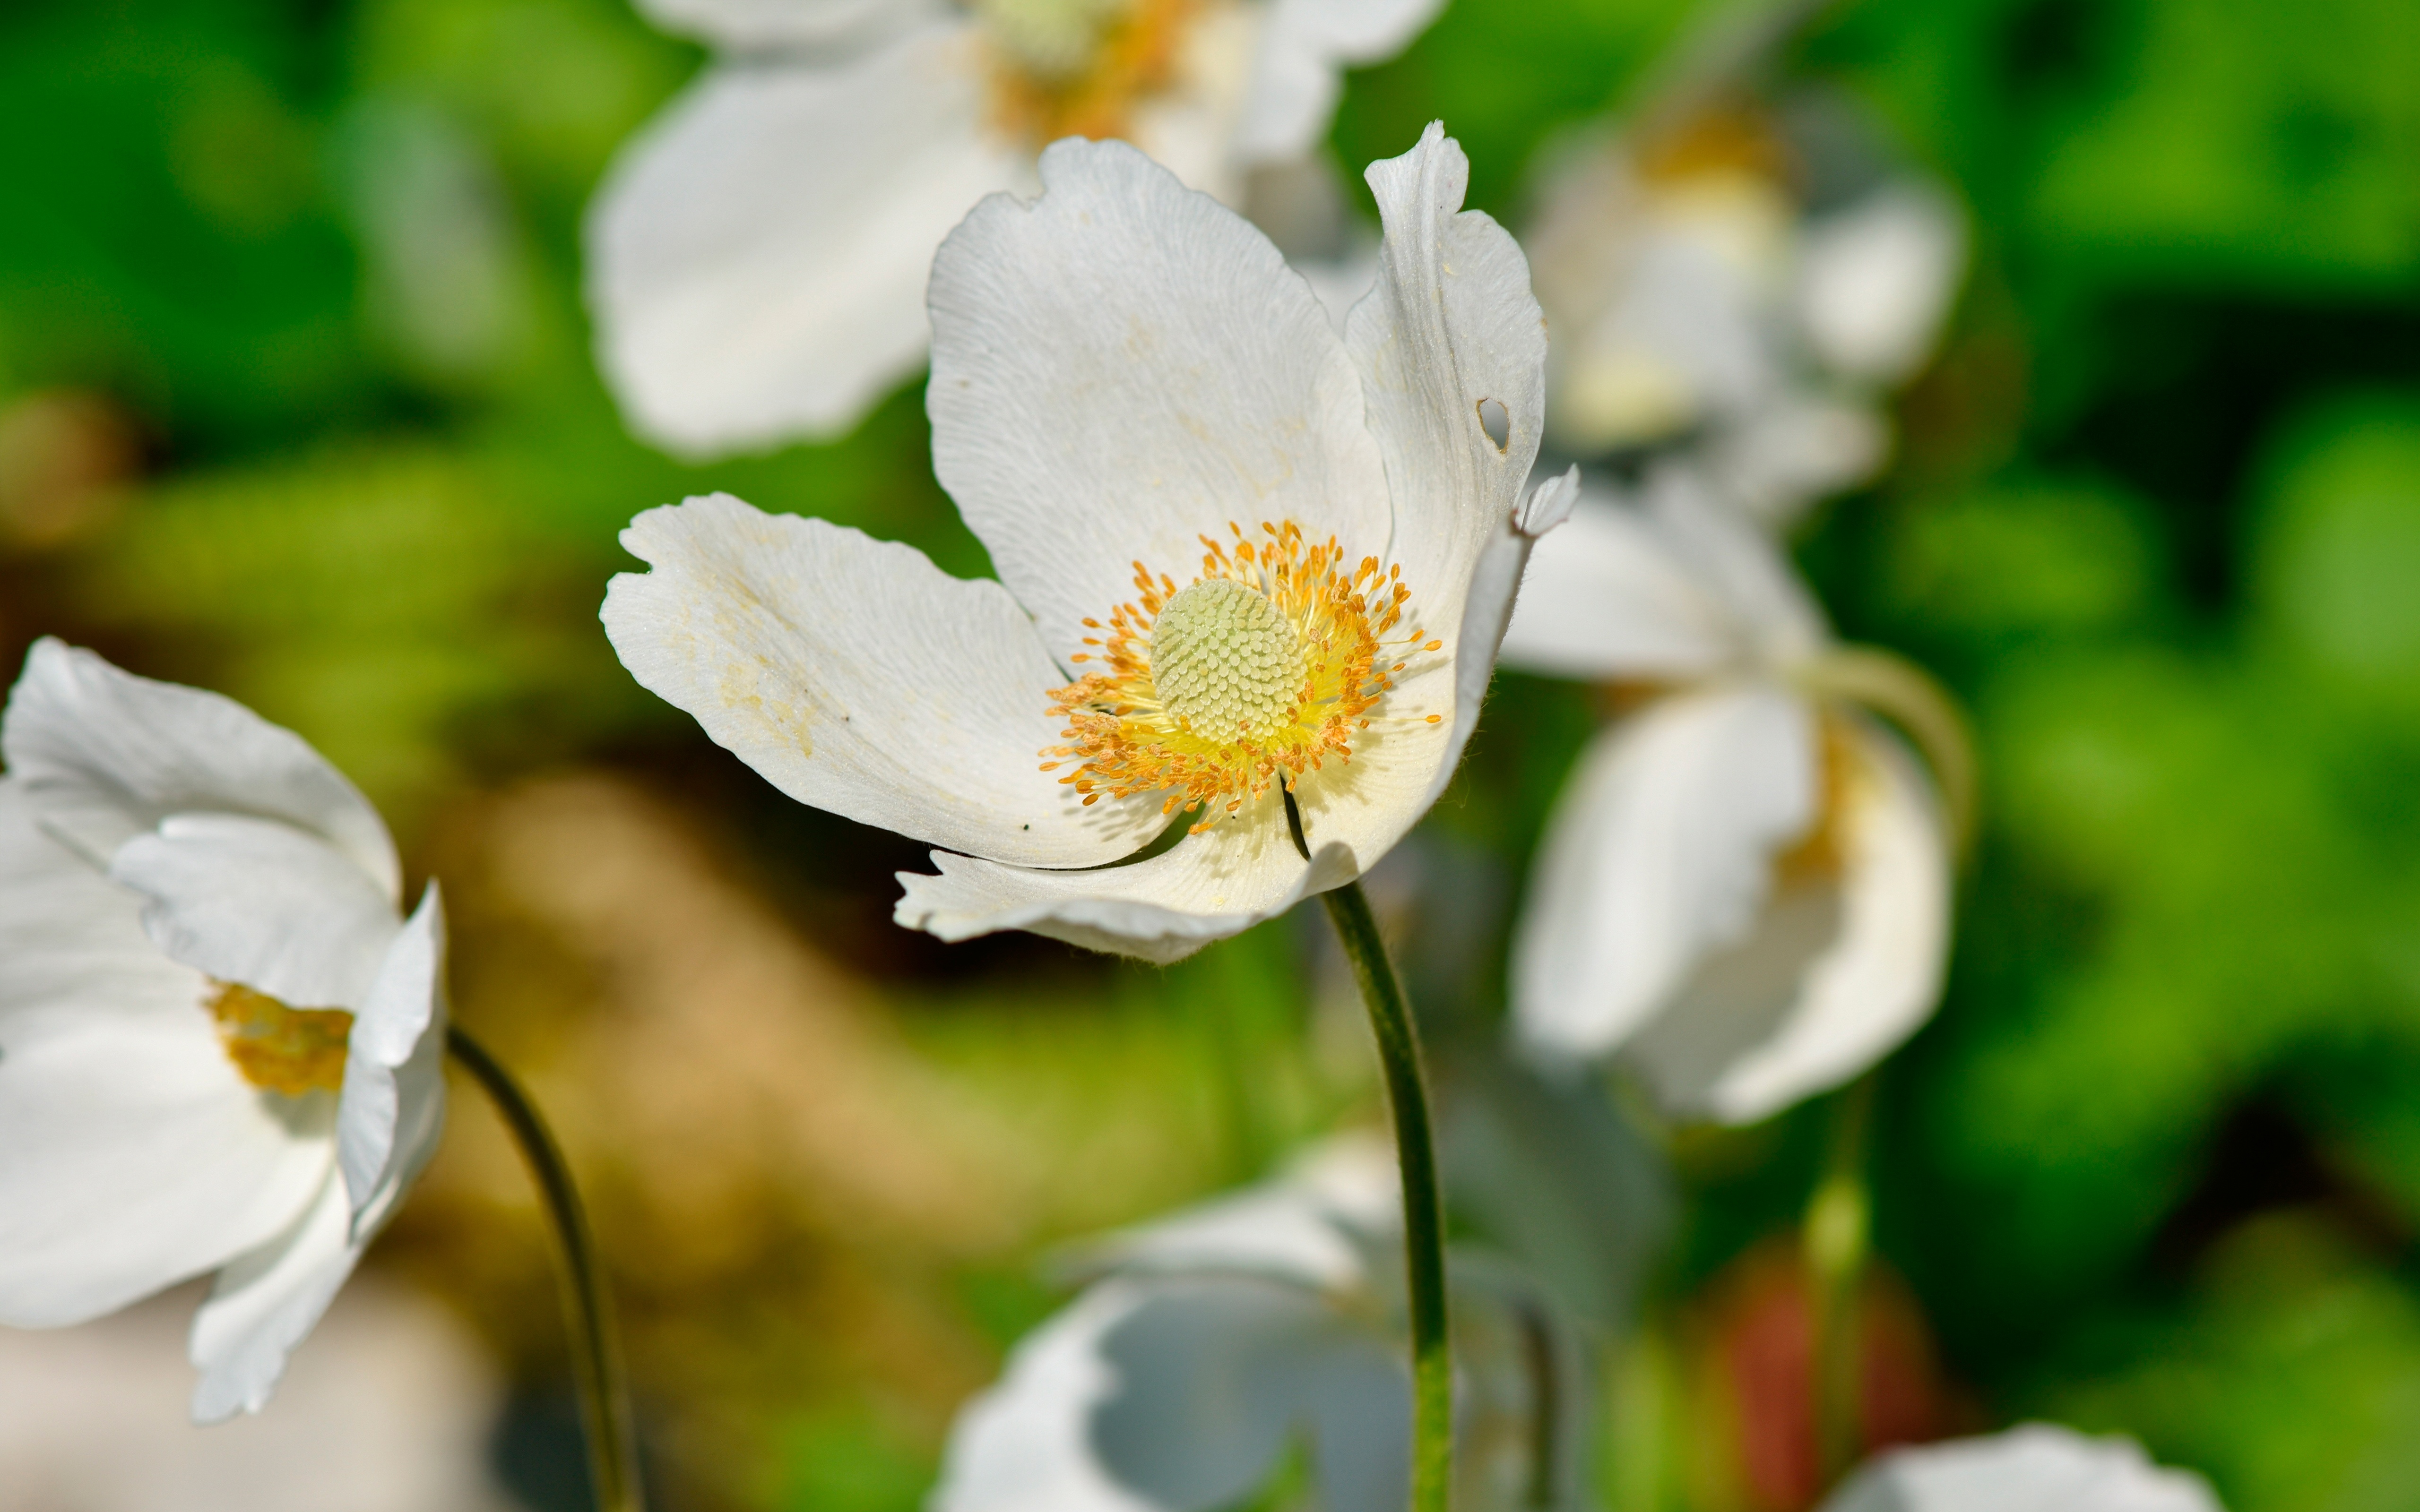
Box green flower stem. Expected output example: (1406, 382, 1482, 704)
(448, 1026, 645, 1512)
(1322, 880, 1454, 1512)
(1804, 1072, 1876, 1491)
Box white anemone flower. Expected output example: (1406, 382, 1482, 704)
(1525, 93, 1966, 525)
(0, 640, 446, 1423)
(1498, 469, 1954, 1124)
(603, 127, 1572, 964)
(934, 1137, 1583, 1512)
(590, 0, 1445, 456)
(1824, 1424, 2224, 1512)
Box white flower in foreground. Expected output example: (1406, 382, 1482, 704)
(1824, 1424, 2224, 1512)
(935, 1138, 1582, 1512)
(1525, 93, 1966, 525)
(0, 640, 446, 1423)
(604, 127, 1571, 964)
(590, 0, 1444, 455)
(1499, 470, 1951, 1123)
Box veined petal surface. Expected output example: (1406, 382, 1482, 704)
(1, 639, 398, 899)
(108, 814, 403, 1014)
(0, 782, 333, 1329)
(928, 136, 1392, 669)
(605, 494, 1161, 866)
(588, 21, 1024, 457)
(1512, 686, 1819, 1062)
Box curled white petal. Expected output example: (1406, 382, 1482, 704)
(336, 884, 448, 1226)
(1658, 718, 1949, 1122)
(1512, 687, 1819, 1063)
(0, 782, 335, 1330)
(1, 639, 398, 899)
(107, 815, 402, 1013)
(188, 1173, 361, 1423)
(896, 799, 1356, 963)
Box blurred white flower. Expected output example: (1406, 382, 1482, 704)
(1824, 1424, 2223, 1512)
(588, 0, 1443, 456)
(0, 639, 446, 1423)
(1499, 471, 1952, 1123)
(935, 1137, 1585, 1512)
(604, 128, 1572, 963)
(1525, 94, 1966, 525)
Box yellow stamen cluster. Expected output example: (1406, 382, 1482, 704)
(1774, 715, 1862, 885)
(983, 0, 1200, 146)
(1042, 520, 1445, 833)
(207, 980, 353, 1097)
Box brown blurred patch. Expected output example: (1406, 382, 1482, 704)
(0, 390, 144, 550)
(1680, 1237, 1969, 1512)
(388, 773, 1051, 1508)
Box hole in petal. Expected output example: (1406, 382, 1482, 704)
(1477, 397, 1510, 452)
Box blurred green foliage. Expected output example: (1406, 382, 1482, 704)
(5, 0, 2420, 1509)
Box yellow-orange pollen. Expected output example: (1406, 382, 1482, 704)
(1042, 520, 1446, 833)
(980, 0, 1200, 147)
(207, 981, 353, 1097)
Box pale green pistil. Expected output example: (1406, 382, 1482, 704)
(1148, 577, 1302, 740)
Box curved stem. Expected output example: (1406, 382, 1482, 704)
(1322, 880, 1453, 1512)
(1805, 1072, 1876, 1492)
(448, 1026, 645, 1512)
(1796, 646, 1980, 859)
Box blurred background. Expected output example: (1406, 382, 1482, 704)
(4, 0, 2420, 1508)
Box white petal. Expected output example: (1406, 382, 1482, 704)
(1674, 718, 1950, 1124)
(1347, 124, 1548, 794)
(937, 1275, 1405, 1512)
(927, 136, 1392, 668)
(1125, 2, 1263, 203)
(1794, 181, 1967, 389)
(2, 640, 398, 900)
(108, 815, 403, 1012)
(1234, 0, 1444, 162)
(934, 1283, 1160, 1512)
(587, 24, 1024, 457)
(336, 885, 448, 1226)
(1823, 1424, 2223, 1512)
(895, 790, 1358, 962)
(1499, 479, 1757, 679)
(1512, 687, 1819, 1062)
(1704, 395, 1890, 529)
(605, 493, 1161, 866)
(1077, 1134, 1398, 1289)
(0, 781, 334, 1329)
(188, 1172, 361, 1423)
(633, 0, 939, 51)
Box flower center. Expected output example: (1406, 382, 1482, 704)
(207, 980, 353, 1097)
(979, 0, 1199, 146)
(1042, 521, 1445, 833)
(1149, 577, 1301, 741)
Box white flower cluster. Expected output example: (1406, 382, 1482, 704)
(0, 5, 2222, 1509)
